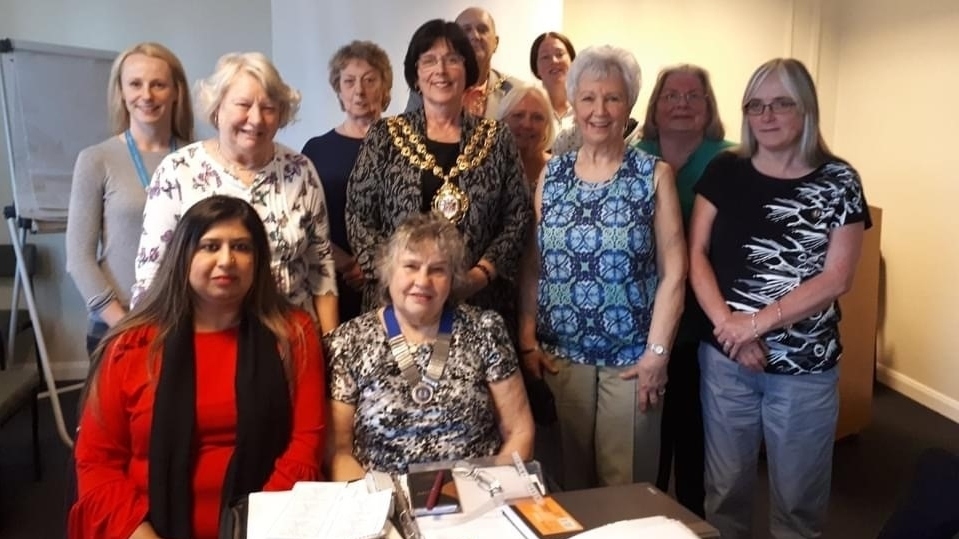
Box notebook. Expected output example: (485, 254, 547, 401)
(408, 468, 461, 517)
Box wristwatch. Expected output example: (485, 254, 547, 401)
(647, 343, 669, 356)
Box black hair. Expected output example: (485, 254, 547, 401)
(403, 19, 479, 92)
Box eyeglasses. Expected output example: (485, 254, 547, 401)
(660, 92, 706, 105)
(743, 98, 798, 116)
(418, 54, 465, 70)
(452, 461, 503, 497)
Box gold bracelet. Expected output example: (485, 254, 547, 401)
(750, 312, 761, 340)
(775, 300, 783, 323)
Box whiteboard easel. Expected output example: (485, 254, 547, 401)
(0, 38, 117, 448)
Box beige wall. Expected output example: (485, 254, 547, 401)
(564, 0, 959, 421)
(830, 0, 959, 420)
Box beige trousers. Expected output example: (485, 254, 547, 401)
(544, 356, 662, 490)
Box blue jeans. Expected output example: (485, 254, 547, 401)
(699, 342, 839, 539)
(86, 319, 110, 356)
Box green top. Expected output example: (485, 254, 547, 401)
(633, 137, 735, 345)
(634, 138, 735, 224)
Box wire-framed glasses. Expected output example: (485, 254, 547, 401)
(743, 98, 798, 116)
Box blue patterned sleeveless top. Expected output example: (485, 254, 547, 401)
(536, 147, 660, 367)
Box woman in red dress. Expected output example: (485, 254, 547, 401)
(69, 195, 325, 539)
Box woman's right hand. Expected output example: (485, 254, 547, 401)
(339, 258, 365, 289)
(521, 347, 558, 379)
(734, 339, 768, 372)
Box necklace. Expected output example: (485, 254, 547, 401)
(215, 142, 273, 179)
(383, 306, 455, 404)
(387, 115, 497, 224)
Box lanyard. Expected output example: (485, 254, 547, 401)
(125, 130, 177, 188)
(383, 305, 454, 404)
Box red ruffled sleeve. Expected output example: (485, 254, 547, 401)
(68, 329, 154, 539)
(263, 310, 327, 490)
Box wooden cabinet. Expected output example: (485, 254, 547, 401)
(835, 205, 882, 439)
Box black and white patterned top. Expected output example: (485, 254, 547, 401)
(695, 152, 870, 375)
(328, 304, 518, 473)
(345, 108, 532, 317)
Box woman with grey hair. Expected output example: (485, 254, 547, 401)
(133, 52, 339, 334)
(634, 64, 733, 517)
(518, 45, 687, 489)
(302, 40, 393, 323)
(327, 212, 534, 478)
(689, 58, 869, 539)
(550, 43, 641, 156)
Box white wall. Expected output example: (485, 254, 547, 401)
(830, 0, 959, 420)
(0, 0, 272, 379)
(563, 0, 807, 143)
(562, 0, 959, 421)
(271, 0, 563, 150)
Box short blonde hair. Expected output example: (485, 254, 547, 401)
(375, 213, 467, 306)
(328, 40, 393, 112)
(496, 84, 556, 155)
(196, 52, 301, 128)
(107, 42, 194, 141)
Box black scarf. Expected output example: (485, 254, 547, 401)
(148, 314, 292, 539)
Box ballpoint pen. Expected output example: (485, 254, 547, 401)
(425, 469, 445, 511)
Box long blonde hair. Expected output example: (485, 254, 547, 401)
(107, 42, 194, 141)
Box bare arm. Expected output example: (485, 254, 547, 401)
(686, 195, 769, 369)
(620, 162, 687, 411)
(313, 293, 339, 335)
(517, 167, 556, 378)
(328, 400, 366, 481)
(489, 373, 535, 463)
(713, 222, 866, 348)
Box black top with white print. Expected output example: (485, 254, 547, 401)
(695, 151, 870, 375)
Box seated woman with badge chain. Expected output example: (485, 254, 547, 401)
(327, 213, 534, 478)
(346, 18, 531, 326)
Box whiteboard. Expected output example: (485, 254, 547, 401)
(0, 39, 116, 224)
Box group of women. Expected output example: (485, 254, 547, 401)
(63, 12, 868, 539)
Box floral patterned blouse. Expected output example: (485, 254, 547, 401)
(329, 304, 518, 473)
(132, 141, 337, 316)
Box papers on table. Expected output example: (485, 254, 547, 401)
(247, 481, 393, 539)
(569, 516, 700, 538)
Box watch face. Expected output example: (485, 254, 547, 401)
(650, 344, 666, 355)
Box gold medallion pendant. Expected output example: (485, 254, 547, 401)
(432, 180, 470, 224)
(387, 115, 498, 226)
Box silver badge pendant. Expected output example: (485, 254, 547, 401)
(411, 382, 435, 404)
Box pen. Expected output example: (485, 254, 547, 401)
(425, 470, 445, 510)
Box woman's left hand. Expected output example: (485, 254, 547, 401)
(620, 352, 668, 413)
(713, 311, 759, 358)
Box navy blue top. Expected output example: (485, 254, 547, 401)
(302, 129, 364, 253)
(302, 129, 365, 322)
